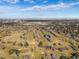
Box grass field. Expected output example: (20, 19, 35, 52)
(0, 20, 79, 59)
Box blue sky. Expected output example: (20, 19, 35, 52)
(0, 0, 79, 19)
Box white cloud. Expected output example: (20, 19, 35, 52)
(0, 1, 79, 14)
(2, 0, 19, 4)
(20, 2, 68, 11)
(70, 1, 79, 5)
(21, 2, 79, 11)
(0, 6, 20, 13)
(24, 0, 35, 3)
(0, 0, 79, 19)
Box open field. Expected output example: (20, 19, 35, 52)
(0, 20, 79, 59)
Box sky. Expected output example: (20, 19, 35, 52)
(0, 0, 79, 19)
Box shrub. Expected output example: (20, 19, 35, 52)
(8, 48, 20, 56)
(38, 41, 43, 47)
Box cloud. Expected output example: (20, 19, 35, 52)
(24, 0, 35, 3)
(70, 1, 79, 5)
(0, 1, 79, 14)
(0, 6, 20, 13)
(1, 0, 19, 4)
(20, 2, 69, 11)
(20, 2, 79, 11)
